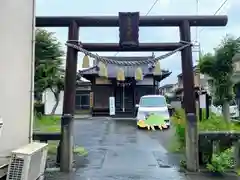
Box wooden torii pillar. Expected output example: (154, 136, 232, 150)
(36, 15, 228, 172)
(60, 21, 79, 172)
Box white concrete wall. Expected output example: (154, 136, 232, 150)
(43, 89, 64, 115)
(0, 0, 35, 155)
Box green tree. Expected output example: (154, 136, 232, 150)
(198, 35, 240, 121)
(35, 29, 65, 114)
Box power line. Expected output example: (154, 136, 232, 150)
(194, 0, 228, 58)
(113, 0, 228, 56)
(145, 0, 159, 16)
(199, 0, 228, 34)
(113, 0, 159, 56)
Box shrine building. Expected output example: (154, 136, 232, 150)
(78, 55, 171, 117)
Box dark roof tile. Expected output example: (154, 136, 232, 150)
(79, 56, 170, 78)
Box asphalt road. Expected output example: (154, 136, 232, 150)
(45, 118, 187, 180)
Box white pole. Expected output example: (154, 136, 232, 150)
(195, 0, 199, 43)
(195, 0, 201, 71)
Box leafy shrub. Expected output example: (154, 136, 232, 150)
(171, 108, 240, 152)
(34, 101, 44, 118)
(180, 159, 187, 169)
(206, 147, 234, 173)
(199, 113, 240, 131)
(199, 114, 230, 131)
(171, 109, 186, 149)
(171, 108, 240, 173)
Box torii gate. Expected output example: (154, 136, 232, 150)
(36, 14, 227, 172)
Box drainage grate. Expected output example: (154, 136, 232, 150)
(7, 156, 24, 180)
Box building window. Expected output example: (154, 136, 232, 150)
(75, 94, 90, 110)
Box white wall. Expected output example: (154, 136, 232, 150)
(0, 0, 35, 155)
(43, 89, 64, 115)
(43, 77, 155, 115)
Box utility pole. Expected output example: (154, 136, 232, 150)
(194, 0, 201, 61)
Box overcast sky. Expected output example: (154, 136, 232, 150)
(36, 0, 240, 85)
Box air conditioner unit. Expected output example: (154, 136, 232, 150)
(6, 142, 48, 180)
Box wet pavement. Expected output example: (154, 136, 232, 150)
(44, 118, 187, 180)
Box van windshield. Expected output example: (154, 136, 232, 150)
(140, 96, 167, 107)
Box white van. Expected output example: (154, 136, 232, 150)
(211, 100, 239, 118)
(136, 95, 170, 128)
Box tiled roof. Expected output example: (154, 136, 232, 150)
(177, 65, 197, 77)
(102, 56, 154, 61)
(160, 84, 175, 89)
(79, 56, 169, 78)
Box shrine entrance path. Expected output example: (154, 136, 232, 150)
(45, 118, 188, 180)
